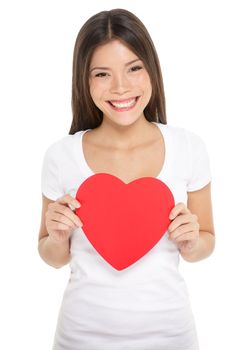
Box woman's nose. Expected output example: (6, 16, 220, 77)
(110, 73, 131, 95)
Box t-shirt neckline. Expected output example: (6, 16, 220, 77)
(78, 122, 170, 180)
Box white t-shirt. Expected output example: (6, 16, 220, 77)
(41, 122, 211, 350)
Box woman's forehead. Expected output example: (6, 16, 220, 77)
(90, 40, 139, 65)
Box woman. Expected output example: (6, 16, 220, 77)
(38, 8, 215, 350)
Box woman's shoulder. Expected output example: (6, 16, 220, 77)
(43, 130, 84, 159)
(158, 122, 206, 146)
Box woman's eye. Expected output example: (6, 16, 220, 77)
(95, 72, 109, 77)
(130, 65, 143, 72)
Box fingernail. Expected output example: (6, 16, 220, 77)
(75, 201, 81, 208)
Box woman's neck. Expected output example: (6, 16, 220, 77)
(93, 116, 157, 150)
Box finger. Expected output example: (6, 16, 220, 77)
(169, 224, 198, 241)
(169, 223, 199, 240)
(49, 203, 83, 227)
(48, 221, 73, 231)
(177, 241, 195, 251)
(49, 212, 77, 229)
(57, 194, 81, 209)
(50, 233, 69, 243)
(168, 214, 197, 233)
(169, 202, 190, 220)
(48, 226, 72, 242)
(172, 230, 198, 243)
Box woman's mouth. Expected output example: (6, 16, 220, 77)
(107, 96, 140, 111)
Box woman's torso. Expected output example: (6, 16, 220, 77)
(52, 122, 199, 350)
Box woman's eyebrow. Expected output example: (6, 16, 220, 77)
(89, 58, 141, 72)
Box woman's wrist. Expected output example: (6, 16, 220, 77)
(38, 235, 71, 268)
(180, 231, 215, 262)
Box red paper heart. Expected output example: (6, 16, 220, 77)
(75, 173, 174, 270)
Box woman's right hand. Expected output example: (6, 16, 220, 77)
(45, 194, 83, 243)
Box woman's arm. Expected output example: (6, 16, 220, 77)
(38, 194, 82, 268)
(168, 183, 215, 262)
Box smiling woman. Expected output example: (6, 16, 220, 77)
(88, 40, 152, 124)
(70, 8, 166, 132)
(39, 8, 215, 350)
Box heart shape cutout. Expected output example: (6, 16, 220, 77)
(75, 173, 174, 270)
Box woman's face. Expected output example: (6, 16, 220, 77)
(89, 39, 152, 127)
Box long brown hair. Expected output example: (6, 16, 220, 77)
(69, 8, 167, 134)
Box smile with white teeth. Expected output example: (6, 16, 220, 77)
(109, 97, 138, 109)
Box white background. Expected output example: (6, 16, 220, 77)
(0, 0, 232, 349)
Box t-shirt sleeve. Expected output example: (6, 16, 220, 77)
(185, 130, 211, 192)
(41, 143, 64, 201)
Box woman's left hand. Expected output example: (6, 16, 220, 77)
(168, 202, 200, 254)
